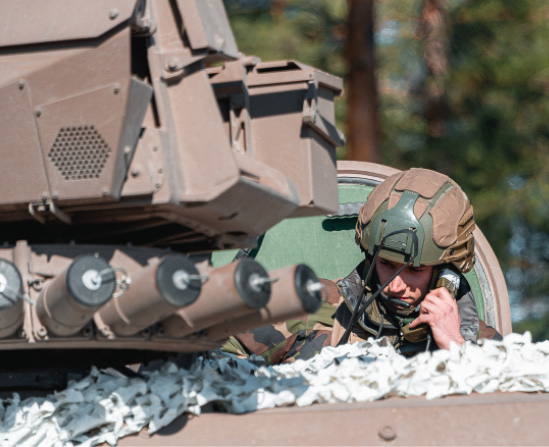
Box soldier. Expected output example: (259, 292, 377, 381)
(223, 168, 502, 363)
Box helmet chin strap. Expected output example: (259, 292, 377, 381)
(337, 229, 419, 346)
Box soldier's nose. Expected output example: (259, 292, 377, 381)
(388, 274, 407, 293)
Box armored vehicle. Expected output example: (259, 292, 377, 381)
(2, 1, 548, 446)
(0, 0, 343, 386)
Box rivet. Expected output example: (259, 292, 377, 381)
(154, 182, 161, 189)
(167, 57, 180, 71)
(18, 81, 25, 90)
(152, 146, 159, 152)
(35, 109, 42, 117)
(378, 426, 396, 442)
(113, 86, 120, 95)
(109, 9, 119, 20)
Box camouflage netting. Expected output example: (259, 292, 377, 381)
(1, 333, 549, 447)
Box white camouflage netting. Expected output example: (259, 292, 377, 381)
(1, 332, 549, 447)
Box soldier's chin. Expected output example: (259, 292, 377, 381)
(393, 304, 416, 317)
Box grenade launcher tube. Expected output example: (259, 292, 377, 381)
(96, 254, 202, 336)
(161, 259, 271, 338)
(0, 259, 24, 338)
(36, 255, 116, 336)
(206, 264, 323, 341)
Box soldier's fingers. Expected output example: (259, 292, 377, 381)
(422, 290, 454, 311)
(421, 292, 460, 324)
(409, 314, 430, 328)
(429, 287, 454, 302)
(419, 297, 440, 314)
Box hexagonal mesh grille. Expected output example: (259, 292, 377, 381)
(48, 126, 111, 180)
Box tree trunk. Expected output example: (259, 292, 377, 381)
(270, 0, 287, 17)
(420, 0, 449, 138)
(345, 0, 381, 162)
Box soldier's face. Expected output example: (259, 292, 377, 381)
(375, 257, 433, 309)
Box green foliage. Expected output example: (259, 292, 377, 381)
(513, 312, 549, 342)
(225, 1, 347, 76)
(224, 0, 347, 148)
(377, 0, 549, 319)
(225, 0, 347, 76)
(225, 0, 549, 325)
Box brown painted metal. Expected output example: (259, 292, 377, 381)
(161, 260, 270, 338)
(208, 58, 344, 217)
(175, 0, 239, 59)
(0, 82, 50, 206)
(473, 230, 512, 334)
(96, 255, 200, 336)
(0, 246, 275, 352)
(0, 0, 137, 47)
(247, 61, 344, 217)
(116, 392, 549, 446)
(0, 0, 344, 352)
(36, 256, 114, 336)
(0, 243, 325, 354)
(206, 264, 322, 341)
(337, 160, 401, 181)
(1, 17, 139, 205)
(0, 296, 23, 339)
(0, 0, 342, 252)
(0, 257, 24, 338)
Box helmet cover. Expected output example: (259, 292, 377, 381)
(355, 168, 475, 273)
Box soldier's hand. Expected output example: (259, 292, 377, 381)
(409, 287, 465, 350)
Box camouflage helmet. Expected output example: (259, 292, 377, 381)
(355, 168, 475, 273)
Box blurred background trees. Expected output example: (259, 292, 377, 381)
(224, 0, 549, 340)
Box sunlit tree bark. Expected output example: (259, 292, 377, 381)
(420, 0, 448, 138)
(345, 0, 381, 162)
(270, 0, 287, 17)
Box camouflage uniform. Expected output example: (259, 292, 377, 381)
(222, 265, 502, 364)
